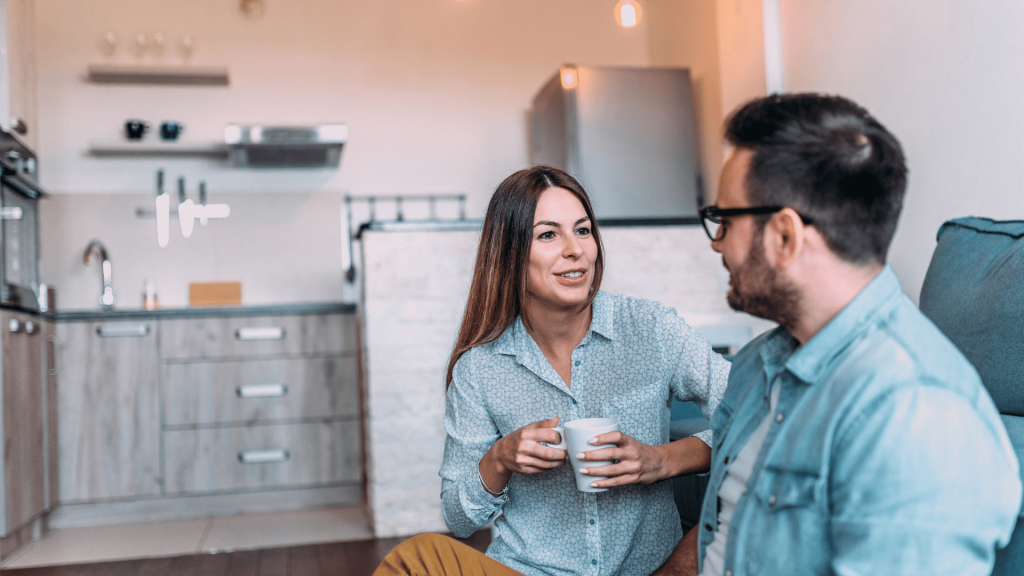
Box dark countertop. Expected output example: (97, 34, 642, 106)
(49, 301, 356, 322)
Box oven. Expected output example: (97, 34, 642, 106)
(0, 130, 45, 311)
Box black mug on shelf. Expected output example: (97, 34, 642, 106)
(124, 119, 149, 140)
(159, 121, 185, 141)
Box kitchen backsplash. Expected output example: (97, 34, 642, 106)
(40, 192, 346, 310)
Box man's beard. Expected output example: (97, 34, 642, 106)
(726, 233, 800, 328)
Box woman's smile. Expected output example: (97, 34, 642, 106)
(554, 268, 588, 285)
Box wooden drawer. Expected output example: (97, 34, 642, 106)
(160, 314, 357, 360)
(162, 357, 360, 426)
(162, 420, 361, 494)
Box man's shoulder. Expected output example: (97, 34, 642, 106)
(858, 296, 983, 400)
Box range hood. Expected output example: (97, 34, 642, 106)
(224, 124, 347, 168)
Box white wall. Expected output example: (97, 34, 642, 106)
(779, 0, 1024, 301)
(647, 0, 724, 199)
(34, 0, 652, 219)
(646, 0, 767, 201)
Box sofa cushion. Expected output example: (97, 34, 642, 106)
(919, 217, 1024, 416)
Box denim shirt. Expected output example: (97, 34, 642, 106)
(441, 291, 730, 576)
(697, 266, 1023, 576)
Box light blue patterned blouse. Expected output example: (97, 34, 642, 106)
(440, 291, 731, 576)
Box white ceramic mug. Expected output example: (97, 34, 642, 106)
(545, 417, 619, 493)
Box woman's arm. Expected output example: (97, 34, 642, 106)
(439, 358, 568, 536)
(578, 304, 729, 487)
(439, 360, 508, 537)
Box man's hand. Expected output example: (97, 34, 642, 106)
(651, 525, 700, 576)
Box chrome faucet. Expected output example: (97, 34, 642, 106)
(83, 240, 115, 309)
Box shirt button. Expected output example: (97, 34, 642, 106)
(705, 523, 713, 532)
(591, 559, 598, 566)
(768, 494, 777, 506)
(574, 360, 581, 366)
(726, 571, 733, 576)
(724, 456, 730, 464)
(776, 412, 785, 423)
(589, 519, 595, 525)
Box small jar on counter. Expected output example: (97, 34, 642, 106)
(142, 278, 159, 310)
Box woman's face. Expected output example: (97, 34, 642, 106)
(526, 187, 599, 311)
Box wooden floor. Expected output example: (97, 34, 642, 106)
(1, 532, 491, 576)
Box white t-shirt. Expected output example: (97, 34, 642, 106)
(701, 383, 780, 576)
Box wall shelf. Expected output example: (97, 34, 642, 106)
(87, 140, 230, 159)
(86, 64, 230, 86)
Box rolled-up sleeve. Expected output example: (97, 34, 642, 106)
(439, 356, 506, 538)
(830, 385, 1022, 575)
(660, 309, 731, 448)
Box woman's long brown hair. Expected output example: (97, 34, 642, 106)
(445, 166, 604, 386)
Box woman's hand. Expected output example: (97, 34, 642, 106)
(478, 416, 567, 494)
(577, 434, 711, 489)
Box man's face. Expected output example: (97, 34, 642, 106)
(711, 149, 799, 324)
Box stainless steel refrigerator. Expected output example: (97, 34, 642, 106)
(530, 66, 703, 221)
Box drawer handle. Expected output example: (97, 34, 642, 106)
(238, 449, 290, 464)
(235, 327, 285, 341)
(237, 383, 288, 398)
(97, 323, 150, 338)
(0, 207, 23, 220)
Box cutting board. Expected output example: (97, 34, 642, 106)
(189, 282, 242, 307)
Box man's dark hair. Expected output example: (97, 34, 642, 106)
(725, 93, 908, 265)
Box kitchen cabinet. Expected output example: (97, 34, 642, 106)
(56, 320, 162, 502)
(0, 0, 38, 150)
(1, 310, 44, 535)
(159, 313, 361, 497)
(52, 308, 362, 526)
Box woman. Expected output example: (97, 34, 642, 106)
(376, 167, 729, 576)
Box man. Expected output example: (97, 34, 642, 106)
(655, 93, 1022, 576)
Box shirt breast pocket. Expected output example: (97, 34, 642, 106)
(601, 382, 668, 446)
(754, 467, 820, 511)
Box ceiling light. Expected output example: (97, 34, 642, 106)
(560, 66, 578, 90)
(615, 0, 643, 28)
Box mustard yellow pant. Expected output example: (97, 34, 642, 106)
(373, 533, 526, 576)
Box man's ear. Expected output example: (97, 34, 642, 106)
(764, 208, 805, 268)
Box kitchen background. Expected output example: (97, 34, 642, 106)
(34, 0, 768, 309)
(32, 0, 1022, 309)
(2, 0, 1022, 569)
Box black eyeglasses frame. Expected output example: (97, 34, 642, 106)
(699, 205, 814, 241)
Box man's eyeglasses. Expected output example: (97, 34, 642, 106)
(699, 205, 814, 241)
